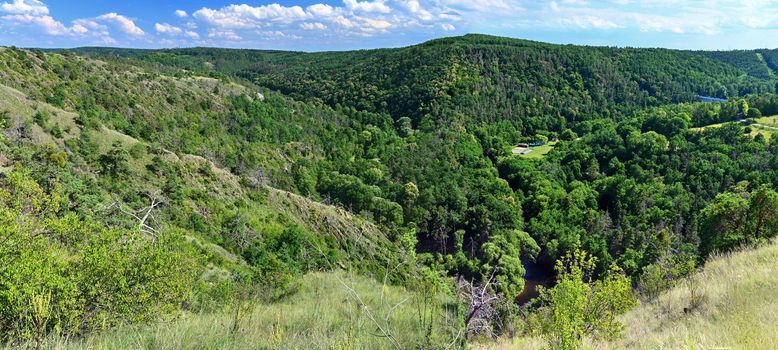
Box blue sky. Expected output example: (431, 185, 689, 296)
(2, 0, 778, 51)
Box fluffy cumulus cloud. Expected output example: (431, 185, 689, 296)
(1, 0, 93, 37)
(156, 22, 199, 39)
(2, 14, 66, 34)
(343, 0, 391, 13)
(96, 12, 145, 36)
(0, 0, 47, 15)
(155, 22, 182, 35)
(193, 4, 308, 28)
(185, 0, 466, 42)
(0, 1, 154, 45)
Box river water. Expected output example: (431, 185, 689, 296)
(517, 258, 554, 305)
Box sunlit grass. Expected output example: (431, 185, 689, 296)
(46, 271, 460, 350)
(755, 115, 778, 128)
(481, 240, 778, 350)
(513, 141, 558, 159)
(614, 239, 778, 350)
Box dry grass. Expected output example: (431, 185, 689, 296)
(44, 271, 460, 350)
(614, 240, 778, 350)
(0, 83, 80, 144)
(481, 240, 778, 350)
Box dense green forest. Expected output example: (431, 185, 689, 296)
(2, 34, 778, 348)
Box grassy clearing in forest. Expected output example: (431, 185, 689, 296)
(45, 271, 461, 350)
(512, 141, 558, 159)
(755, 115, 778, 128)
(750, 115, 778, 140)
(690, 118, 775, 140)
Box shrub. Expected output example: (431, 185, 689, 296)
(0, 170, 200, 344)
(538, 250, 637, 350)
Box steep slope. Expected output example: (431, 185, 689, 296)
(698, 50, 776, 79)
(0, 78, 407, 277)
(615, 240, 778, 349)
(11, 46, 541, 299)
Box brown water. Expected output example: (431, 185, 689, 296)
(517, 279, 544, 304)
(517, 259, 554, 305)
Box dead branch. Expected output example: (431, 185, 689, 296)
(107, 192, 165, 246)
(460, 265, 503, 339)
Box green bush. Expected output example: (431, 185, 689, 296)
(0, 170, 200, 344)
(538, 250, 637, 350)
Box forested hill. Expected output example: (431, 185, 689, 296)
(70, 34, 778, 133)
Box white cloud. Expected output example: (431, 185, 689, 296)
(2, 14, 67, 34)
(156, 22, 200, 39)
(400, 0, 433, 21)
(362, 17, 392, 30)
(343, 0, 391, 13)
(73, 19, 110, 37)
(194, 4, 308, 29)
(175, 9, 188, 18)
(0, 11, 115, 39)
(207, 28, 241, 41)
(97, 12, 145, 36)
(333, 15, 356, 28)
(0, 0, 48, 15)
(300, 22, 327, 30)
(71, 22, 87, 34)
(184, 1, 463, 43)
(155, 22, 183, 35)
(307, 3, 337, 17)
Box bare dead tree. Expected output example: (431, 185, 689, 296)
(459, 266, 503, 339)
(108, 192, 165, 246)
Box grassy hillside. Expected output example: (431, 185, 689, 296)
(37, 271, 459, 350)
(482, 239, 778, 349)
(0, 63, 428, 347)
(616, 240, 778, 349)
(0, 72, 409, 276)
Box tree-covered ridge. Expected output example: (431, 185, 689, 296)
(697, 50, 776, 80)
(70, 34, 777, 134)
(31, 38, 778, 290)
(66, 36, 778, 273)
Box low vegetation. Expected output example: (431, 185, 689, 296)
(39, 271, 461, 350)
